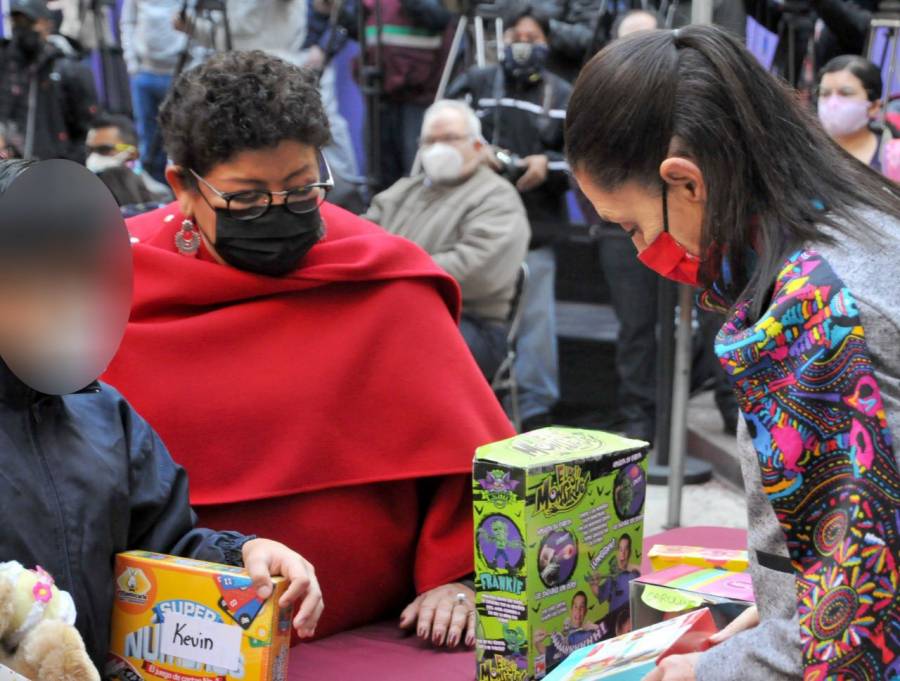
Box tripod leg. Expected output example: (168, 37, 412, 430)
(474, 15, 485, 69)
(434, 16, 468, 102)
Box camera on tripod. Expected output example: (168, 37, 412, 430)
(192, 0, 228, 12)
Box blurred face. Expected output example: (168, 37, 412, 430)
(167, 140, 321, 263)
(818, 69, 879, 140)
(86, 126, 138, 162)
(574, 170, 705, 258)
(0, 161, 132, 395)
(617, 537, 631, 570)
(571, 594, 587, 628)
(11, 13, 51, 40)
(618, 12, 658, 38)
(420, 109, 482, 177)
(506, 16, 547, 46)
(819, 69, 873, 107)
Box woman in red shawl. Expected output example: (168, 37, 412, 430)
(103, 50, 514, 650)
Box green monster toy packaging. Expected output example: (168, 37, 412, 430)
(473, 427, 649, 681)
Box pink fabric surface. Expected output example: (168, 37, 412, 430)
(288, 621, 474, 680)
(287, 526, 749, 680)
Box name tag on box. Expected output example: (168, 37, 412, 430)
(160, 612, 243, 671)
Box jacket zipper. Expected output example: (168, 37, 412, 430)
(28, 403, 77, 593)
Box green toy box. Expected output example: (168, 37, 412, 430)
(473, 427, 650, 681)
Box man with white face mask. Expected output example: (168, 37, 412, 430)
(365, 100, 530, 380)
(85, 113, 172, 207)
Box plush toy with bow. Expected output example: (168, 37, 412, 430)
(0, 561, 98, 681)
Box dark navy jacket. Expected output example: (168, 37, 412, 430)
(0, 361, 248, 672)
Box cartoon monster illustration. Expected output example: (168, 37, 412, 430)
(502, 622, 528, 656)
(478, 469, 520, 508)
(478, 519, 525, 572)
(614, 479, 634, 518)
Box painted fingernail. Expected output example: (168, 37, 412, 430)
(418, 627, 427, 638)
(447, 633, 458, 648)
(466, 632, 475, 647)
(433, 630, 445, 646)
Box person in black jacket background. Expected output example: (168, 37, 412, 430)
(447, 5, 570, 429)
(746, 0, 880, 76)
(534, 0, 745, 83)
(0, 0, 97, 162)
(317, 0, 455, 190)
(0, 158, 324, 673)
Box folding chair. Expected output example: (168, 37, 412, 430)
(492, 262, 530, 432)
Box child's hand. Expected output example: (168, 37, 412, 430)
(241, 538, 323, 639)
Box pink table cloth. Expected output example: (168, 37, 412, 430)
(288, 526, 748, 680)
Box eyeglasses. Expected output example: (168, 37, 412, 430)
(418, 134, 475, 147)
(190, 154, 334, 221)
(86, 143, 136, 156)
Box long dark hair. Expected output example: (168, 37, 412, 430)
(566, 26, 900, 318)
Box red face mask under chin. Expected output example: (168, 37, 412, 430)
(636, 186, 701, 287)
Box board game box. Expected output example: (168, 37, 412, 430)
(646, 545, 749, 573)
(473, 427, 650, 680)
(543, 608, 717, 681)
(629, 565, 754, 631)
(106, 551, 291, 681)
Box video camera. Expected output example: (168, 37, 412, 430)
(492, 148, 527, 184)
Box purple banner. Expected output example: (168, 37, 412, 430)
(746, 17, 779, 71)
(871, 27, 900, 99)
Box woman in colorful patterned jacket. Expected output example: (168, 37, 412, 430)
(565, 24, 900, 681)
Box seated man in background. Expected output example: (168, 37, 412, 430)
(86, 113, 172, 207)
(365, 100, 530, 379)
(447, 5, 571, 430)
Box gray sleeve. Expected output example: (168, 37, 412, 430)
(120, 0, 138, 74)
(695, 614, 802, 681)
(431, 186, 530, 291)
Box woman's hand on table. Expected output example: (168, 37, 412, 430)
(399, 583, 476, 649)
(642, 652, 701, 681)
(242, 538, 324, 639)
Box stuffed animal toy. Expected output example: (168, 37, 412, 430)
(0, 561, 99, 681)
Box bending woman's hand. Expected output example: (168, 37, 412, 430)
(708, 605, 759, 645)
(399, 583, 476, 649)
(242, 538, 324, 639)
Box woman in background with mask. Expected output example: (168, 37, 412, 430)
(817, 55, 886, 173)
(567, 26, 900, 681)
(103, 51, 514, 649)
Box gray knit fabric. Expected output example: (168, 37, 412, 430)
(695, 209, 900, 681)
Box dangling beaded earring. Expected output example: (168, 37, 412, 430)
(175, 217, 200, 256)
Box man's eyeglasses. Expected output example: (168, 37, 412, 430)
(190, 154, 334, 221)
(418, 134, 475, 147)
(86, 143, 136, 156)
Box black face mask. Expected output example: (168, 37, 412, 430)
(503, 42, 549, 83)
(12, 26, 42, 61)
(211, 206, 324, 277)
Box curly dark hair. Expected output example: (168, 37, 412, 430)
(158, 50, 331, 177)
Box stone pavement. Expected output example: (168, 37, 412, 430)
(642, 391, 749, 536)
